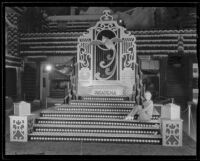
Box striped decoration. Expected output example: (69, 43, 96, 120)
(29, 134, 162, 144)
(5, 55, 22, 67)
(192, 89, 198, 104)
(40, 112, 159, 120)
(19, 30, 197, 57)
(69, 101, 135, 106)
(192, 63, 198, 104)
(193, 63, 198, 78)
(177, 34, 184, 54)
(7, 13, 19, 57)
(82, 96, 128, 101)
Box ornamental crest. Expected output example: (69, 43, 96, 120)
(77, 10, 136, 96)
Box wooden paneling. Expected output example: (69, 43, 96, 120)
(166, 56, 189, 106)
(47, 56, 74, 64)
(23, 63, 36, 101)
(6, 68, 17, 98)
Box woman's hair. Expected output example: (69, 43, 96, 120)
(144, 91, 152, 98)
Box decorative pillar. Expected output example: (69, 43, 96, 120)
(139, 69, 145, 102)
(35, 61, 41, 99)
(16, 67, 22, 100)
(161, 119, 183, 146)
(5, 22, 8, 55)
(40, 63, 48, 107)
(192, 62, 198, 104)
(135, 63, 140, 104)
(159, 56, 168, 97)
(6, 11, 23, 100)
(7, 12, 19, 57)
(10, 114, 36, 142)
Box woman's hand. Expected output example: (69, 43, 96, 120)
(125, 116, 133, 120)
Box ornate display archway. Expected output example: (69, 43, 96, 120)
(77, 10, 136, 97)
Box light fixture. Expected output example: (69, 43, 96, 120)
(118, 19, 125, 27)
(119, 19, 123, 24)
(45, 64, 52, 72)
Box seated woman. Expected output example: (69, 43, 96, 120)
(125, 91, 154, 121)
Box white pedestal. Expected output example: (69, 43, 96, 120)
(9, 114, 35, 142)
(161, 103, 180, 120)
(14, 101, 31, 116)
(161, 119, 183, 146)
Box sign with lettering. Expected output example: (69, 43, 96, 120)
(91, 88, 123, 96)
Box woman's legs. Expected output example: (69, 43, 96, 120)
(129, 105, 142, 116)
(125, 105, 142, 120)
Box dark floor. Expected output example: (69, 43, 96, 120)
(5, 132, 196, 155)
(5, 139, 196, 155)
(4, 103, 197, 156)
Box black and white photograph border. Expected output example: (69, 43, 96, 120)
(2, 1, 199, 159)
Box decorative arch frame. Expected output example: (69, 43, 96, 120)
(77, 10, 136, 97)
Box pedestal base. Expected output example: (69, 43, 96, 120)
(9, 114, 36, 142)
(161, 119, 183, 146)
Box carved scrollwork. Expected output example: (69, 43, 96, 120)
(12, 119, 25, 140)
(165, 123, 181, 146)
(122, 45, 135, 69)
(96, 23, 118, 33)
(99, 49, 116, 68)
(92, 24, 121, 80)
(96, 23, 105, 32)
(95, 48, 117, 80)
(79, 46, 91, 69)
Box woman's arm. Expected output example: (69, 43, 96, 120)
(141, 101, 153, 113)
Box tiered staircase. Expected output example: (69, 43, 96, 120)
(29, 96, 162, 144)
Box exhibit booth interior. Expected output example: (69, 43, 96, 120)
(6, 9, 198, 146)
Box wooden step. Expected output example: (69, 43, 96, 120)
(33, 124, 160, 135)
(57, 106, 133, 113)
(69, 100, 136, 107)
(36, 117, 161, 127)
(80, 96, 129, 101)
(40, 111, 131, 119)
(28, 132, 162, 144)
(56, 105, 160, 115)
(41, 109, 158, 118)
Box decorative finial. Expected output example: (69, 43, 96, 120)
(100, 10, 113, 21)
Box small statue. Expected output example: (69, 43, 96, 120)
(125, 91, 154, 121)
